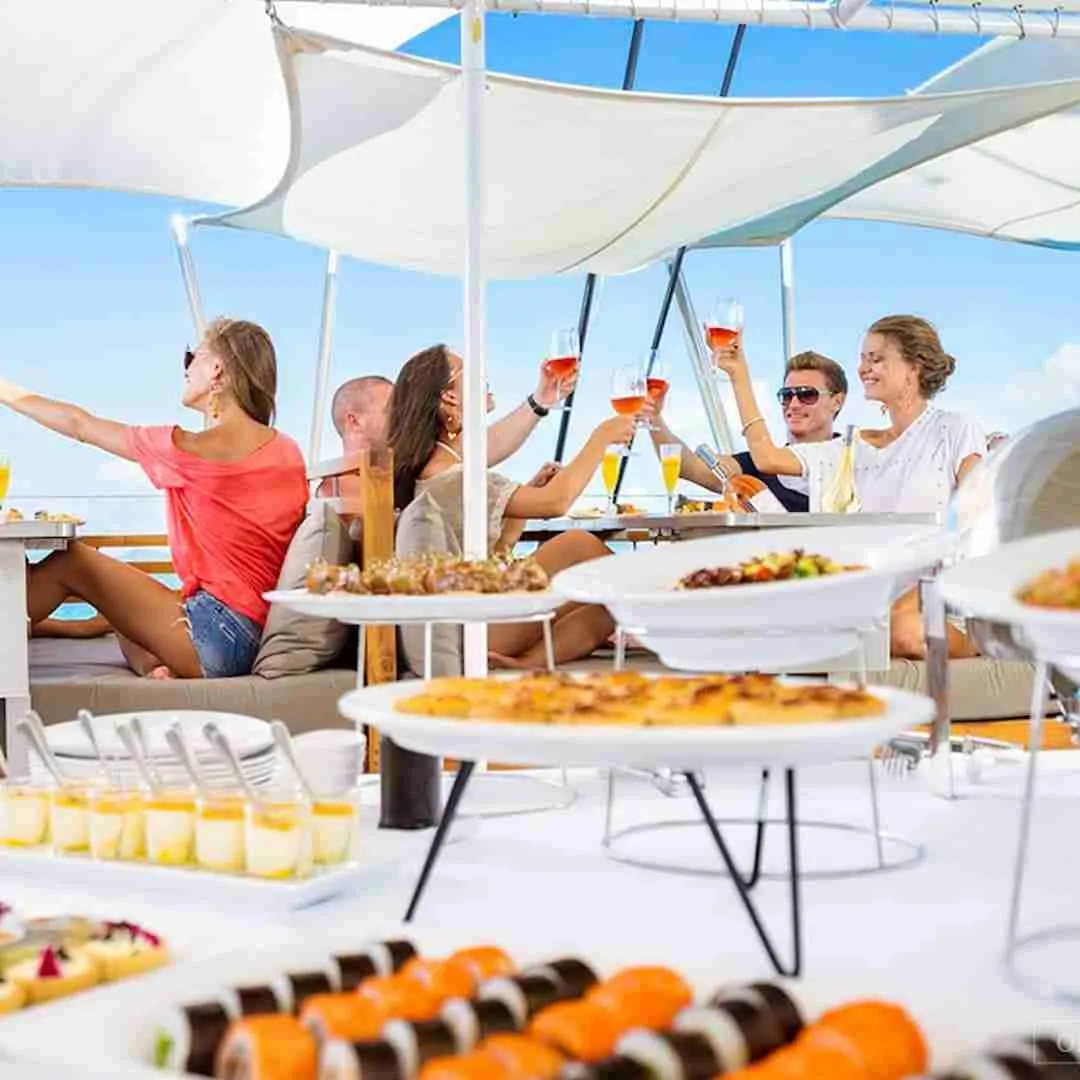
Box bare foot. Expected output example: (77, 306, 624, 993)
(146, 665, 176, 680)
(487, 651, 542, 672)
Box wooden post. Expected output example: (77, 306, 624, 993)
(360, 447, 395, 772)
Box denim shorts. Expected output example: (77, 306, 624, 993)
(184, 590, 262, 679)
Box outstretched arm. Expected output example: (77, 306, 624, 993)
(0, 378, 133, 460)
(711, 345, 802, 477)
(487, 362, 577, 467)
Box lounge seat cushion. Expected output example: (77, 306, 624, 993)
(253, 502, 354, 678)
(30, 637, 355, 734)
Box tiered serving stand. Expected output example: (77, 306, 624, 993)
(940, 524, 1080, 1005)
(340, 523, 945, 976)
(265, 588, 577, 818)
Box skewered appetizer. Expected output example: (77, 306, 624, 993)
(677, 549, 859, 590)
(1017, 558, 1080, 610)
(304, 554, 549, 597)
(396, 671, 886, 727)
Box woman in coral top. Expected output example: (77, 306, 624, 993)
(0, 318, 308, 678)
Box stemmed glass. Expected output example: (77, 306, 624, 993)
(660, 444, 681, 516)
(611, 364, 648, 427)
(543, 329, 580, 412)
(704, 298, 744, 355)
(645, 362, 670, 432)
(0, 455, 10, 509)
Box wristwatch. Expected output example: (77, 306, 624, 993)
(527, 393, 549, 418)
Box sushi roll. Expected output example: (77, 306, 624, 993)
(481, 1033, 566, 1080)
(153, 1001, 233, 1076)
(814, 1001, 928, 1080)
(383, 1017, 466, 1078)
(272, 961, 341, 1014)
(223, 982, 289, 1017)
(559, 1059, 651, 1080)
(448, 946, 515, 983)
(615, 1030, 722, 1080)
(302, 993, 390, 1043)
(419, 1051, 512, 1080)
(480, 972, 577, 1027)
(602, 968, 692, 1004)
(588, 968, 693, 1032)
(989, 1035, 1080, 1077)
(530, 1000, 624, 1063)
(319, 1037, 411, 1080)
(337, 941, 420, 987)
(401, 957, 477, 1000)
(523, 959, 599, 999)
(673, 1000, 784, 1070)
(441, 998, 520, 1051)
(358, 975, 445, 1022)
(215, 1014, 318, 1080)
(6, 944, 98, 1004)
(0, 974, 26, 1015)
(743, 984, 803, 1045)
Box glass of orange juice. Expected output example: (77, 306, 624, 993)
(0, 455, 10, 507)
(601, 445, 621, 516)
(660, 444, 681, 516)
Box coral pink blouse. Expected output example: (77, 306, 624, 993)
(125, 426, 308, 626)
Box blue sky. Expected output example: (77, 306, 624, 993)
(1, 16, 1078, 529)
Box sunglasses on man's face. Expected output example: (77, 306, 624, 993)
(776, 385, 833, 406)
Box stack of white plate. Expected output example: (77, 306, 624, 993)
(272, 729, 366, 796)
(32, 711, 276, 789)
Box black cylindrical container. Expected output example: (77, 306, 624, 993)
(379, 738, 442, 830)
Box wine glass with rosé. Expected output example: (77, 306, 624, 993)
(645, 361, 670, 431)
(704, 298, 743, 358)
(543, 329, 580, 412)
(611, 363, 648, 430)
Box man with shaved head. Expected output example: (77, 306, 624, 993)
(317, 374, 393, 504)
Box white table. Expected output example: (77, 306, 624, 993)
(0, 519, 78, 772)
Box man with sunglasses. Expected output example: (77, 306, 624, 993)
(647, 350, 847, 512)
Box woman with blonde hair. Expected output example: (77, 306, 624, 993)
(0, 318, 308, 678)
(714, 314, 985, 658)
(388, 344, 634, 668)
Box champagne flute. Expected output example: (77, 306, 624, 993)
(645, 362, 669, 432)
(660, 444, 681, 516)
(601, 445, 621, 516)
(543, 329, 580, 412)
(0, 455, 9, 509)
(704, 297, 744, 355)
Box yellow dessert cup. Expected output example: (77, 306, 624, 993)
(195, 792, 247, 873)
(89, 787, 146, 861)
(311, 796, 357, 866)
(49, 784, 92, 854)
(143, 788, 196, 866)
(0, 779, 51, 848)
(244, 791, 312, 880)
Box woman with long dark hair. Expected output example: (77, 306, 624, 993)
(388, 344, 633, 668)
(0, 318, 308, 678)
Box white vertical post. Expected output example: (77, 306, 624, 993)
(309, 250, 340, 466)
(461, 0, 489, 678)
(779, 237, 795, 361)
(170, 214, 207, 339)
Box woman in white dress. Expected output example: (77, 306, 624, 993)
(714, 314, 985, 658)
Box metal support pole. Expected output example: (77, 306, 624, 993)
(612, 23, 746, 501)
(461, 0, 489, 678)
(672, 266, 735, 453)
(553, 19, 644, 464)
(779, 237, 795, 362)
(170, 214, 207, 339)
(308, 250, 340, 467)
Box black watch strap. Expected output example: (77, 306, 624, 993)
(527, 393, 550, 418)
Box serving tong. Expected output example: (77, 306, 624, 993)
(881, 729, 1027, 780)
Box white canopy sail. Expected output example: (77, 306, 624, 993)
(825, 38, 1080, 249)
(0, 0, 449, 207)
(208, 23, 1080, 278)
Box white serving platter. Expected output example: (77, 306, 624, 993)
(0, 818, 418, 913)
(551, 524, 949, 671)
(940, 526, 1080, 677)
(265, 588, 561, 625)
(339, 677, 931, 770)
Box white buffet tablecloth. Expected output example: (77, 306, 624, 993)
(0, 758, 1077, 1071)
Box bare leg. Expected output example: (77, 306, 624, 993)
(489, 531, 612, 659)
(891, 588, 979, 660)
(495, 603, 616, 670)
(31, 614, 111, 639)
(28, 542, 202, 678)
(116, 634, 173, 678)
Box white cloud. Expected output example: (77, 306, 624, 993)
(1002, 342, 1080, 423)
(95, 458, 153, 493)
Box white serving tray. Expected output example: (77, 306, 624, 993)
(551, 524, 949, 671)
(0, 819, 420, 913)
(338, 676, 931, 770)
(940, 526, 1080, 677)
(265, 588, 561, 625)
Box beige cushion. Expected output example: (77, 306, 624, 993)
(253, 502, 354, 678)
(394, 490, 462, 678)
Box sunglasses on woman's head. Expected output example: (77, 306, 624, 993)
(777, 386, 833, 406)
